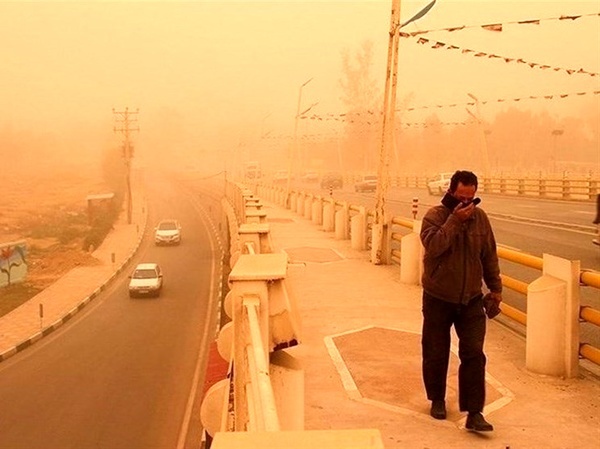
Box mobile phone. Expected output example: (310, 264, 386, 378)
(441, 192, 461, 210)
(442, 193, 481, 210)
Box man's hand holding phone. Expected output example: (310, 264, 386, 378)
(453, 201, 475, 221)
(442, 192, 481, 222)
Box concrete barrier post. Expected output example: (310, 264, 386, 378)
(335, 203, 349, 240)
(239, 223, 272, 254)
(226, 253, 288, 431)
(351, 212, 366, 250)
(400, 220, 423, 285)
(322, 200, 335, 232)
(298, 193, 304, 216)
(303, 194, 313, 220)
(526, 254, 580, 378)
(311, 198, 322, 225)
(290, 192, 298, 212)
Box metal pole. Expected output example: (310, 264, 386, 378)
(113, 107, 139, 224)
(468, 93, 491, 176)
(373, 0, 401, 265)
(287, 77, 313, 206)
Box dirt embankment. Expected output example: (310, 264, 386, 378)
(1, 167, 111, 317)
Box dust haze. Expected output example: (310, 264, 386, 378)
(1, 0, 598, 183)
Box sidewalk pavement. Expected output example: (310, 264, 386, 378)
(260, 200, 600, 449)
(1, 189, 599, 449)
(0, 192, 146, 362)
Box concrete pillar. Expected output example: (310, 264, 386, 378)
(351, 213, 366, 250)
(228, 254, 286, 431)
(526, 254, 580, 378)
(335, 207, 348, 240)
(322, 201, 335, 232)
(400, 220, 423, 285)
(290, 192, 298, 212)
(311, 198, 322, 225)
(303, 195, 313, 220)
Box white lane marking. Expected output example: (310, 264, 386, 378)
(491, 216, 596, 236)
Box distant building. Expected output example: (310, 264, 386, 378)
(86, 193, 115, 224)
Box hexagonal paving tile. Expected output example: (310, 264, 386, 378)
(327, 326, 508, 419)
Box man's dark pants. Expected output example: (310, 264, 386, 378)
(421, 291, 487, 413)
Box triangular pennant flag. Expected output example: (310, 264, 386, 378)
(482, 23, 503, 32)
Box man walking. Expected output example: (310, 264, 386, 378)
(420, 170, 502, 431)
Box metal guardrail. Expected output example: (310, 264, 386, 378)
(279, 186, 600, 367)
(385, 209, 600, 366)
(340, 174, 599, 201)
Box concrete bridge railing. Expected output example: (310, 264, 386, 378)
(200, 182, 385, 448)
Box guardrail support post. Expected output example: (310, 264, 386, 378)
(311, 197, 323, 225)
(526, 254, 580, 378)
(351, 209, 366, 250)
(335, 202, 349, 240)
(322, 199, 335, 232)
(303, 194, 313, 220)
(226, 253, 289, 431)
(400, 220, 423, 284)
(562, 177, 571, 199)
(239, 223, 272, 254)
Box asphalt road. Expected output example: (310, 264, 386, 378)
(0, 177, 221, 449)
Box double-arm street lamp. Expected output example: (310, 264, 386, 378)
(286, 77, 316, 205)
(466, 92, 491, 175)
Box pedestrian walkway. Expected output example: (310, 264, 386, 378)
(259, 199, 600, 449)
(1, 187, 599, 449)
(0, 190, 146, 362)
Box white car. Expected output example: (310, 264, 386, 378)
(128, 263, 163, 297)
(273, 170, 288, 184)
(427, 172, 454, 195)
(155, 219, 181, 245)
(354, 174, 378, 193)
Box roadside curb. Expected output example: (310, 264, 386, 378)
(0, 199, 147, 364)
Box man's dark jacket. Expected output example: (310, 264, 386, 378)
(420, 204, 502, 305)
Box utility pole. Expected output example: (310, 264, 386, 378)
(372, 0, 401, 265)
(113, 107, 139, 224)
(372, 0, 437, 265)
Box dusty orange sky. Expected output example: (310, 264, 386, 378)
(1, 0, 598, 171)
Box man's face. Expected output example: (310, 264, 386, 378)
(452, 182, 477, 204)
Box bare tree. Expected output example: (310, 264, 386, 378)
(339, 40, 382, 172)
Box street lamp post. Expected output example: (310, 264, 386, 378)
(551, 129, 564, 174)
(466, 93, 491, 176)
(286, 77, 314, 206)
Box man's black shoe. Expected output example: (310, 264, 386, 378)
(430, 400, 446, 420)
(465, 412, 494, 432)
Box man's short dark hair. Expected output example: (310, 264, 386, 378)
(449, 170, 478, 192)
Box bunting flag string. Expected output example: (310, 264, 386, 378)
(398, 12, 599, 37)
(404, 34, 599, 77)
(401, 89, 600, 112)
(296, 89, 598, 122)
(262, 120, 470, 136)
